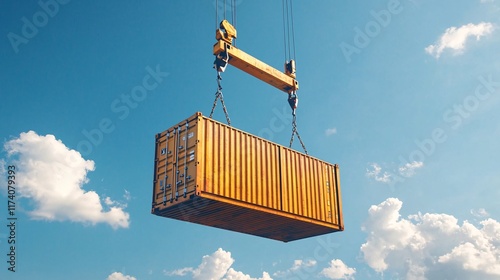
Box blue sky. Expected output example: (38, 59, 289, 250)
(1, 0, 500, 279)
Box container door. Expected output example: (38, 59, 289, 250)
(153, 117, 199, 210)
(174, 120, 199, 201)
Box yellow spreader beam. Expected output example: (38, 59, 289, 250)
(213, 20, 299, 94)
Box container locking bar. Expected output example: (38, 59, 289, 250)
(162, 131, 170, 205)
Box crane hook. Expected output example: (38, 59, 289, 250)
(288, 92, 298, 116)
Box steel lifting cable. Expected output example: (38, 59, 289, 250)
(289, 0, 296, 60)
(232, 0, 237, 46)
(290, 115, 308, 154)
(209, 72, 231, 125)
(282, 0, 289, 62)
(288, 93, 308, 154)
(233, 0, 237, 29)
(283, 0, 306, 154)
(282, 0, 288, 63)
(211, 0, 232, 126)
(286, 0, 292, 60)
(282, 0, 296, 62)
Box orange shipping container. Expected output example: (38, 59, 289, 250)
(151, 112, 343, 242)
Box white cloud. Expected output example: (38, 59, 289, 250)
(165, 248, 272, 280)
(320, 259, 356, 280)
(2, 131, 129, 229)
(123, 189, 132, 201)
(192, 248, 234, 280)
(273, 259, 317, 278)
(275, 259, 355, 279)
(398, 161, 424, 177)
(0, 159, 6, 193)
(104, 197, 114, 206)
(366, 163, 392, 183)
(290, 259, 317, 271)
(325, 128, 337, 136)
(104, 191, 130, 209)
(471, 208, 490, 218)
(165, 267, 194, 276)
(367, 161, 424, 184)
(106, 272, 136, 280)
(361, 198, 500, 279)
(425, 22, 494, 58)
(224, 269, 273, 280)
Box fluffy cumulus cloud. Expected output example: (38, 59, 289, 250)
(361, 198, 500, 279)
(224, 269, 273, 280)
(320, 259, 356, 280)
(1, 131, 129, 229)
(106, 272, 136, 280)
(192, 248, 233, 280)
(425, 22, 494, 58)
(165, 248, 272, 280)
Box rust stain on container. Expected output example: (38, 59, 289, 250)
(151, 112, 343, 242)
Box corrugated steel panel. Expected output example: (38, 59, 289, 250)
(152, 112, 343, 242)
